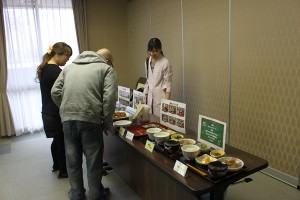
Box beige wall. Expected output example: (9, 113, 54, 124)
(86, 0, 130, 87)
(86, 0, 300, 179)
(183, 0, 229, 131)
(230, 0, 300, 178)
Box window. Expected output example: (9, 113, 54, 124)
(3, 0, 79, 135)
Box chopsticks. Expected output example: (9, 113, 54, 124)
(186, 164, 207, 177)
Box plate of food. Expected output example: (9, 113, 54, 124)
(113, 120, 132, 127)
(218, 157, 244, 171)
(195, 154, 217, 165)
(113, 111, 129, 121)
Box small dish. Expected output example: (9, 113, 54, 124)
(113, 120, 132, 127)
(218, 157, 244, 172)
(195, 154, 217, 165)
(210, 149, 225, 158)
(196, 143, 211, 155)
(170, 133, 184, 141)
(166, 129, 177, 135)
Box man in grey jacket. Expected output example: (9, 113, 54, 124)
(51, 49, 117, 200)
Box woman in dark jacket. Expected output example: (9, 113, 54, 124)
(36, 42, 72, 179)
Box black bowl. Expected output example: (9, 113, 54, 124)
(208, 161, 228, 178)
(164, 140, 180, 153)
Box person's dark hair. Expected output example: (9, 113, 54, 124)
(36, 42, 72, 81)
(147, 38, 164, 56)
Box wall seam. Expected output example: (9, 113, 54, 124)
(181, 0, 185, 102)
(228, 0, 232, 144)
(149, 0, 152, 35)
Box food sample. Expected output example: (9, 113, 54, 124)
(195, 154, 217, 165)
(113, 111, 127, 119)
(170, 133, 184, 141)
(221, 158, 242, 168)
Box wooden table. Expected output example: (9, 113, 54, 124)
(104, 118, 268, 200)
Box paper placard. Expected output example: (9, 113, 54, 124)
(173, 160, 188, 177)
(119, 127, 126, 137)
(125, 131, 134, 141)
(197, 115, 226, 151)
(145, 140, 155, 153)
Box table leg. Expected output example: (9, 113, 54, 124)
(210, 185, 228, 200)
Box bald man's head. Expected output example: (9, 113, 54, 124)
(97, 48, 113, 67)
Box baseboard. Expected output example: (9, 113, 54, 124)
(261, 167, 299, 189)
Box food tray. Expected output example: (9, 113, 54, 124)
(140, 122, 169, 130)
(126, 124, 148, 137)
(139, 137, 182, 159)
(139, 137, 247, 183)
(178, 157, 248, 183)
(125, 122, 170, 138)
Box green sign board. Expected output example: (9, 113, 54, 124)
(197, 115, 226, 150)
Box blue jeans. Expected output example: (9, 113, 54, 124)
(63, 121, 105, 200)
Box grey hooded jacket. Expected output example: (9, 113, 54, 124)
(51, 51, 117, 129)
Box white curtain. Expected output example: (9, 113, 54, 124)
(2, 0, 79, 136)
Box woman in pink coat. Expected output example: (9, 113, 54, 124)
(143, 38, 173, 116)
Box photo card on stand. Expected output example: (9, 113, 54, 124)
(132, 90, 144, 109)
(118, 86, 131, 110)
(160, 99, 186, 134)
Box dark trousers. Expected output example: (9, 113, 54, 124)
(51, 132, 67, 173)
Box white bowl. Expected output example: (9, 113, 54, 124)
(146, 128, 161, 140)
(154, 131, 170, 145)
(179, 138, 196, 146)
(181, 144, 200, 160)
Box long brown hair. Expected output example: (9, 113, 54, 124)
(36, 42, 72, 81)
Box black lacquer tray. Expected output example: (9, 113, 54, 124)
(139, 137, 248, 183)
